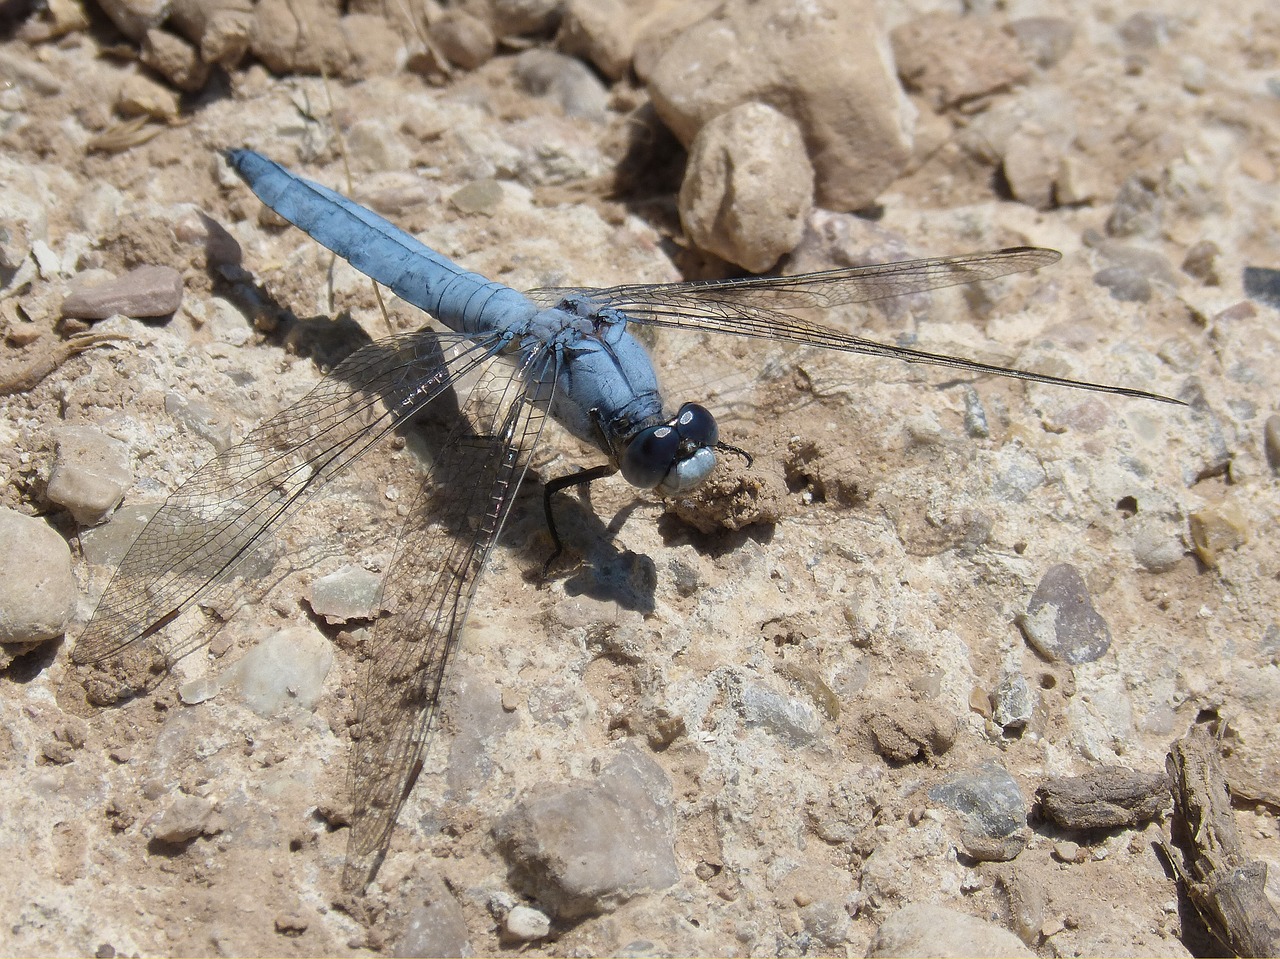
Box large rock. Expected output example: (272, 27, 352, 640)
(643, 0, 914, 212)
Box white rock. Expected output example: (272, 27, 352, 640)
(45, 425, 132, 526)
(868, 903, 1034, 957)
(678, 102, 813, 271)
(0, 508, 77, 643)
(504, 904, 551, 941)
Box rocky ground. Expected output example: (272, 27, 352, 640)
(1, 0, 1278, 956)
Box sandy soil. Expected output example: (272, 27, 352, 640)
(1, 1, 1278, 956)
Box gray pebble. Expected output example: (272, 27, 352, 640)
(61, 264, 183, 320)
(868, 904, 1034, 958)
(164, 391, 236, 451)
(738, 679, 821, 746)
(1105, 174, 1162, 239)
(494, 747, 679, 918)
(45, 425, 132, 526)
(1017, 564, 1112, 664)
(0, 508, 77, 643)
(929, 762, 1029, 861)
(392, 874, 473, 958)
(963, 387, 990, 439)
(95, 0, 168, 41)
(513, 49, 608, 121)
(992, 671, 1034, 730)
(306, 565, 382, 624)
(1243, 266, 1280, 310)
(1130, 519, 1184, 572)
(1006, 17, 1075, 69)
(1092, 266, 1152, 303)
(220, 626, 334, 716)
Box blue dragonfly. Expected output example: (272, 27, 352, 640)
(71, 149, 1183, 891)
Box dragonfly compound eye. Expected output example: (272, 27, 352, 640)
(620, 403, 719, 494)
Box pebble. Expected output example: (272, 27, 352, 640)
(1129, 519, 1184, 573)
(140, 28, 209, 91)
(1180, 239, 1221, 286)
(1105, 173, 1162, 239)
(929, 762, 1029, 862)
(1052, 840, 1084, 864)
(494, 747, 679, 918)
(1017, 564, 1112, 665)
(145, 792, 215, 843)
(558, 0, 636, 81)
(61, 264, 183, 320)
(867, 904, 1034, 958)
(678, 102, 814, 272)
(45, 425, 132, 526)
(0, 160, 51, 271)
(503, 904, 551, 942)
(513, 49, 608, 121)
(1243, 266, 1280, 310)
(1002, 126, 1064, 210)
(306, 564, 382, 624)
(0, 508, 77, 643)
(431, 10, 495, 71)
(1006, 17, 1075, 69)
(1092, 266, 1151, 303)
(178, 3, 253, 68)
(163, 392, 236, 451)
(865, 701, 957, 762)
(391, 874, 473, 957)
(1264, 414, 1280, 472)
(248, 0, 350, 76)
(487, 0, 560, 37)
(1188, 503, 1248, 567)
(95, 0, 168, 41)
(218, 625, 334, 715)
(891, 12, 1030, 110)
(116, 71, 181, 120)
(992, 671, 1034, 730)
(645, 0, 913, 212)
(738, 679, 821, 746)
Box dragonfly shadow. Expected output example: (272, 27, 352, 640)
(542, 492, 658, 615)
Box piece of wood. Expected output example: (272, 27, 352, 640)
(1164, 725, 1280, 958)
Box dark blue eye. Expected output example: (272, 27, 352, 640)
(620, 404, 720, 493)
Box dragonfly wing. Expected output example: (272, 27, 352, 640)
(72, 330, 503, 691)
(342, 344, 556, 892)
(527, 249, 1180, 404)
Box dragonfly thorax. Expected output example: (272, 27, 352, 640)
(619, 402, 719, 495)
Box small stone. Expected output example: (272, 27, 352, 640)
(992, 671, 1034, 730)
(306, 565, 382, 624)
(1188, 503, 1248, 566)
(449, 179, 503, 215)
(1264, 415, 1280, 472)
(1092, 266, 1151, 302)
(513, 48, 608, 121)
(866, 701, 957, 762)
(738, 680, 821, 746)
(220, 625, 334, 715)
(249, 0, 350, 76)
(494, 747, 679, 918)
(146, 792, 214, 843)
(273, 913, 308, 936)
(115, 72, 180, 120)
(1053, 840, 1084, 864)
(929, 762, 1029, 862)
(558, 0, 635, 80)
(678, 102, 814, 271)
(1106, 174, 1162, 239)
(95, 0, 168, 40)
(140, 28, 210, 92)
(1055, 154, 1101, 205)
(504, 905, 551, 942)
(1003, 128, 1061, 210)
(487, 0, 560, 37)
(1243, 266, 1280, 310)
(1006, 17, 1075, 69)
(868, 904, 1034, 958)
(431, 10, 495, 71)
(1130, 520, 1184, 573)
(1180, 240, 1221, 285)
(1017, 564, 1112, 665)
(391, 874, 472, 957)
(45, 425, 132, 526)
(62, 265, 184, 320)
(0, 508, 77, 643)
(892, 12, 1030, 109)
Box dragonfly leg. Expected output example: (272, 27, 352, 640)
(541, 463, 618, 574)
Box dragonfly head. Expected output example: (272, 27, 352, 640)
(620, 403, 719, 496)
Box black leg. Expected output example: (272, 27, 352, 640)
(541, 464, 618, 572)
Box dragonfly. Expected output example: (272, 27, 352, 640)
(71, 148, 1184, 892)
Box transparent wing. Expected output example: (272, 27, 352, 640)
(72, 330, 503, 674)
(528, 248, 1183, 405)
(342, 344, 556, 892)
